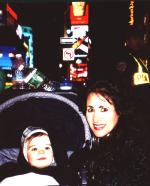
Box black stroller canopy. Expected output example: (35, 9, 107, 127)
(0, 91, 91, 151)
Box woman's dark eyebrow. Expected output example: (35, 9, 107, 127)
(99, 105, 104, 108)
(87, 105, 93, 108)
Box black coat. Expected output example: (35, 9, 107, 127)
(70, 118, 150, 186)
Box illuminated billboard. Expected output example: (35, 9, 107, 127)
(21, 26, 34, 68)
(70, 62, 88, 82)
(0, 3, 18, 27)
(6, 4, 18, 27)
(70, 2, 88, 25)
(0, 46, 16, 70)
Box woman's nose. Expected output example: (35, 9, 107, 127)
(93, 111, 100, 123)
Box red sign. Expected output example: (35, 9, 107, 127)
(6, 4, 18, 20)
(70, 4, 88, 25)
(70, 63, 88, 82)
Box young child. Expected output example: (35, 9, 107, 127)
(21, 126, 56, 169)
(0, 126, 63, 185)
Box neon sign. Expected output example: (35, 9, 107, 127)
(6, 4, 18, 21)
(129, 0, 134, 26)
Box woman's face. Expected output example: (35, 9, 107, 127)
(86, 93, 120, 138)
(27, 135, 54, 168)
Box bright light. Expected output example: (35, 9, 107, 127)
(76, 59, 82, 64)
(66, 29, 71, 35)
(0, 10, 3, 15)
(16, 24, 22, 39)
(8, 53, 15, 58)
(59, 63, 63, 68)
(7, 73, 12, 78)
(18, 64, 24, 71)
(0, 53, 3, 58)
(60, 86, 72, 90)
(16, 54, 22, 58)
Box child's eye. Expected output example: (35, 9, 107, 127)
(45, 147, 50, 150)
(31, 147, 38, 151)
(45, 146, 51, 150)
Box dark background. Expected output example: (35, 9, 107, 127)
(9, 1, 149, 83)
(1, 1, 150, 160)
(11, 2, 66, 81)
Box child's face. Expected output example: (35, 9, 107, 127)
(27, 134, 54, 168)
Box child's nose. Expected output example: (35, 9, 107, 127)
(38, 149, 45, 154)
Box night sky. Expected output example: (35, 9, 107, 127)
(10, 1, 149, 83)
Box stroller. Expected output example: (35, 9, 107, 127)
(0, 91, 91, 167)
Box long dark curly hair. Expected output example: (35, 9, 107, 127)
(85, 80, 134, 117)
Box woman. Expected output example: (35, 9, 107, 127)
(0, 126, 70, 185)
(70, 80, 149, 186)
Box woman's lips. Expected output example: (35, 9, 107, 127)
(93, 124, 105, 130)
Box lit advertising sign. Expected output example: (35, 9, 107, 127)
(6, 4, 18, 20)
(0, 46, 16, 70)
(70, 63, 88, 82)
(129, 0, 134, 26)
(70, 3, 88, 25)
(71, 25, 88, 38)
(6, 4, 18, 26)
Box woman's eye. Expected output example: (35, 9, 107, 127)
(100, 107, 108, 112)
(87, 107, 93, 112)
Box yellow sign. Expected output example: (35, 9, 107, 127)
(133, 72, 150, 85)
(129, 0, 134, 26)
(130, 53, 150, 85)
